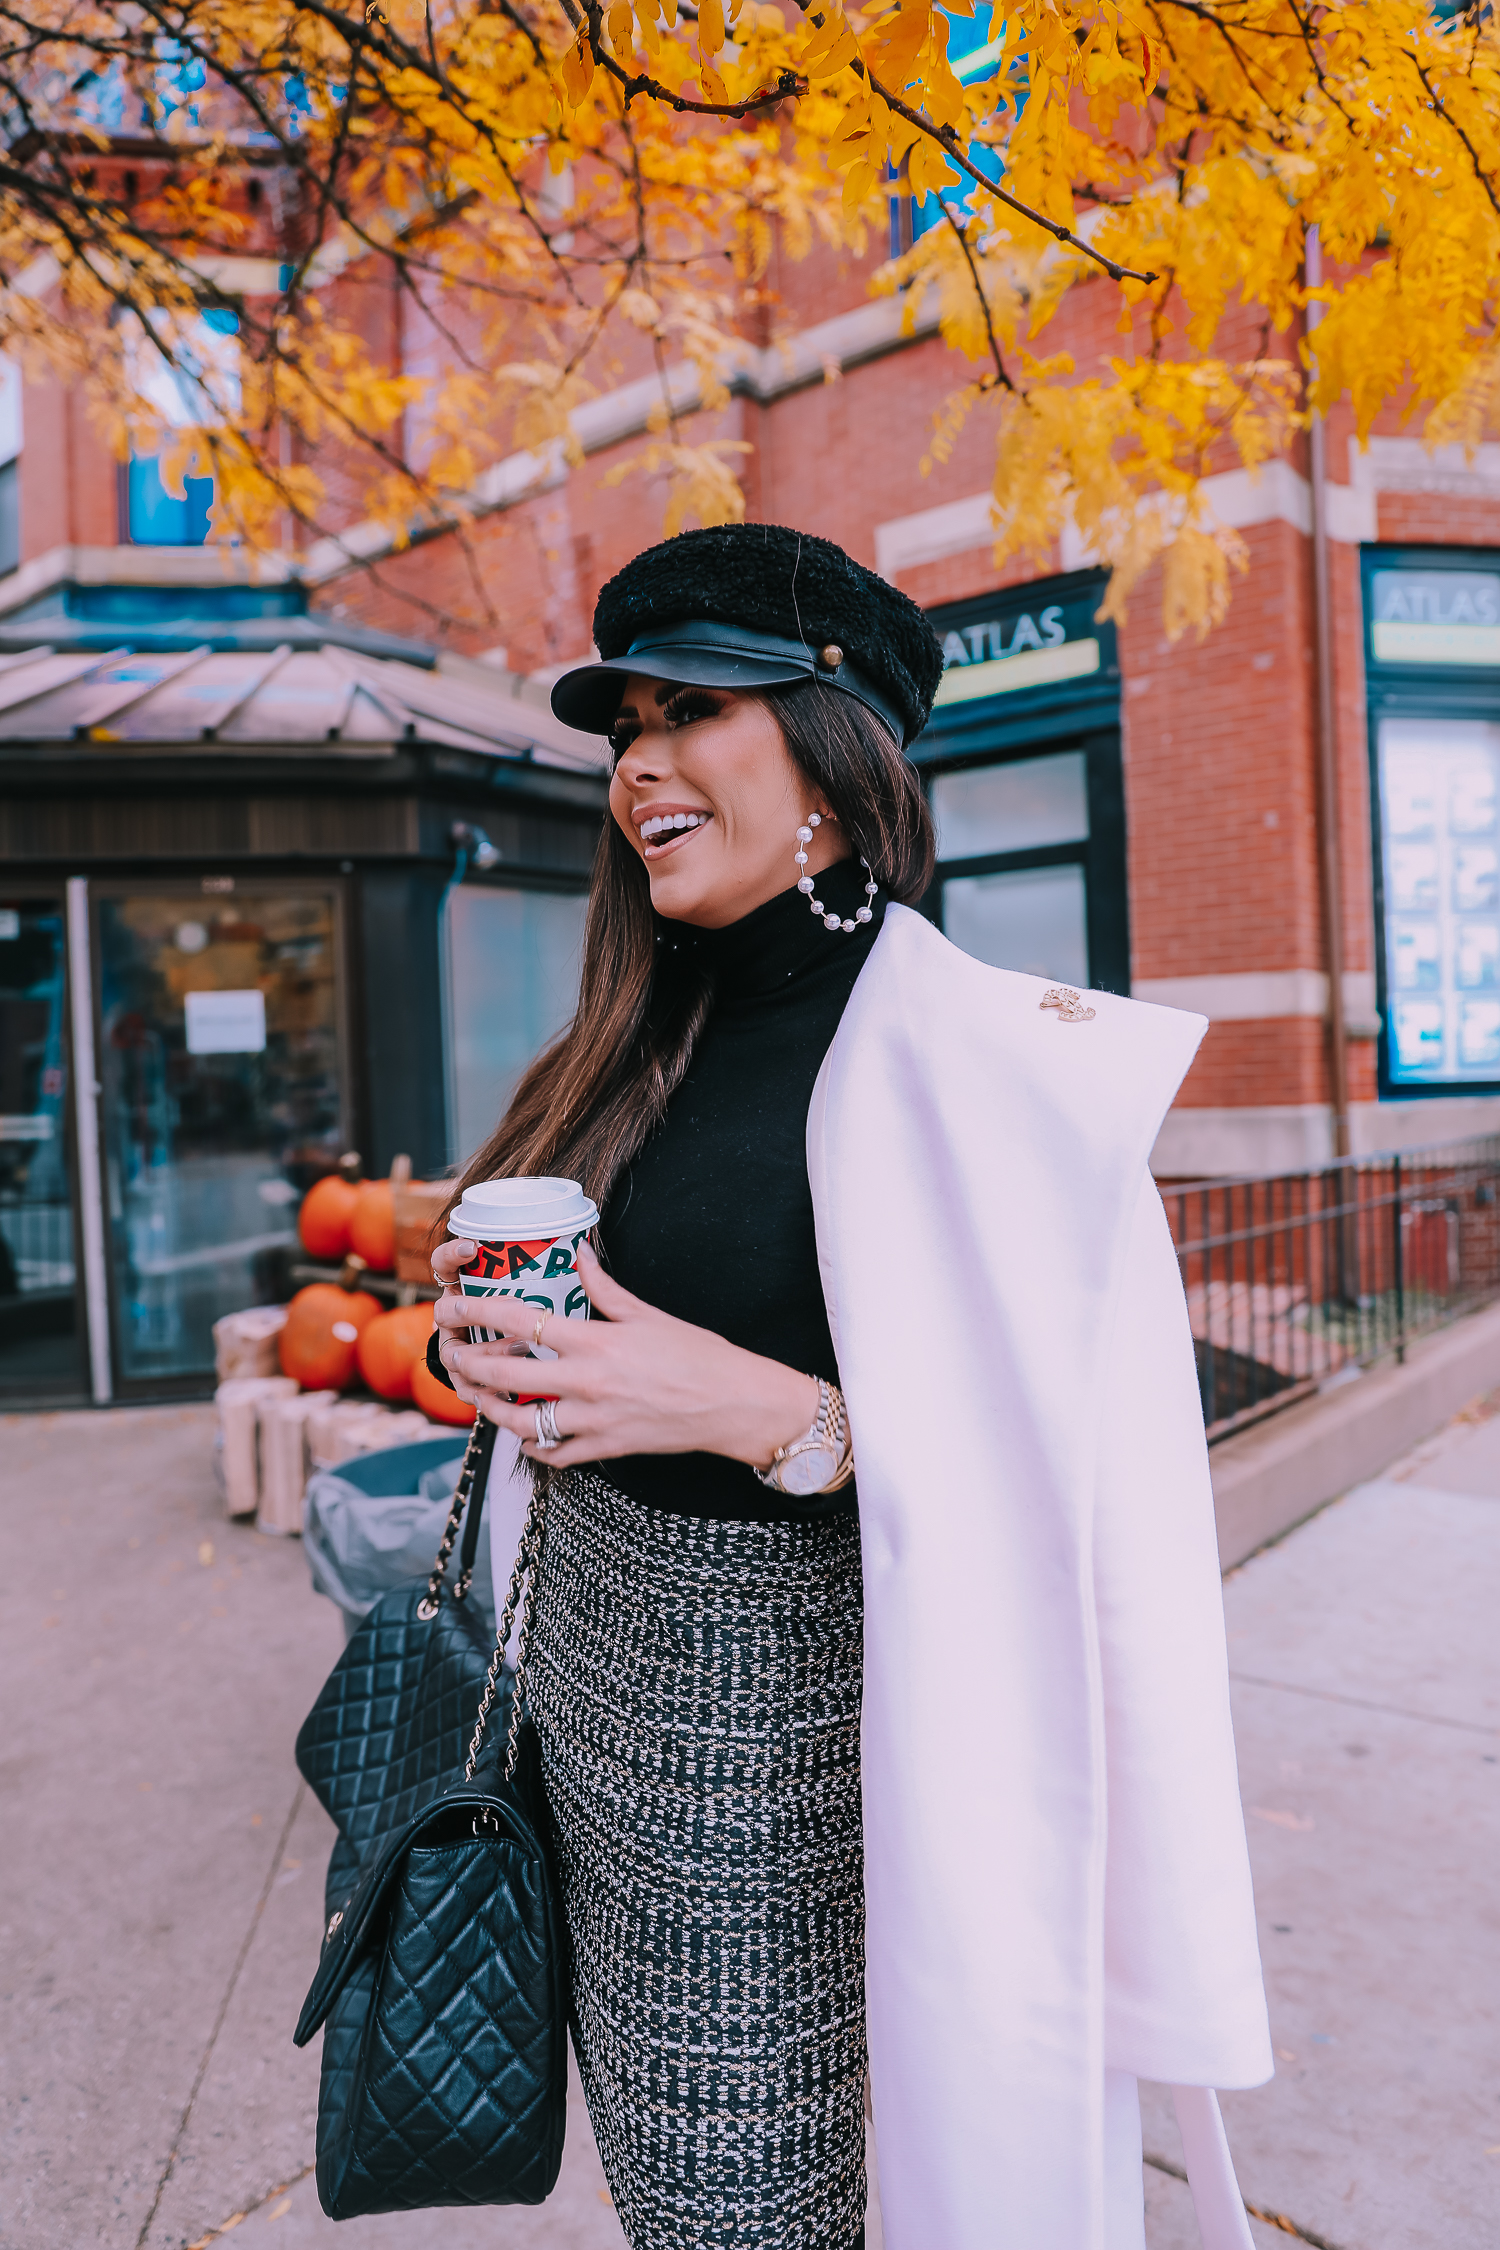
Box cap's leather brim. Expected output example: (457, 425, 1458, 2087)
(550, 648, 811, 735)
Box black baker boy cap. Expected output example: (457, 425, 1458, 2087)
(550, 523, 945, 750)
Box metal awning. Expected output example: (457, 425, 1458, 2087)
(0, 636, 602, 768)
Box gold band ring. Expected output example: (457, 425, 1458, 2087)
(532, 1310, 550, 1351)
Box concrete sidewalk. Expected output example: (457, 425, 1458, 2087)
(3, 1400, 1496, 2250)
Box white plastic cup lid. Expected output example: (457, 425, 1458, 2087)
(449, 1175, 599, 1240)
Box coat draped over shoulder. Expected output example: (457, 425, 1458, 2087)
(806, 906, 1272, 2250)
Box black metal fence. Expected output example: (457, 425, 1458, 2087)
(1164, 1135, 1500, 1443)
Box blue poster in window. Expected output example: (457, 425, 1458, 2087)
(1379, 718, 1500, 1084)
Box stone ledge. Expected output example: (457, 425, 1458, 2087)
(1210, 1297, 1500, 1570)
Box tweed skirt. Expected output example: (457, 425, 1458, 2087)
(524, 1470, 867, 2250)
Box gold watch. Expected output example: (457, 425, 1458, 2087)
(754, 1378, 855, 1497)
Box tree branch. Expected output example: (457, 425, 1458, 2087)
(939, 200, 1015, 392)
(1407, 49, 1500, 222)
(864, 63, 1157, 285)
(578, 0, 807, 121)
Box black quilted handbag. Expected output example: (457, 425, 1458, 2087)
(296, 1418, 508, 1918)
(293, 1471, 567, 2216)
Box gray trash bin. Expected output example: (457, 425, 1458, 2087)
(302, 1434, 493, 1639)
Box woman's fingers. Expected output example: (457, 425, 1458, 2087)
(432, 1288, 571, 1349)
(442, 1337, 576, 1398)
(468, 1388, 600, 1467)
(429, 1237, 474, 1290)
(468, 1390, 543, 1438)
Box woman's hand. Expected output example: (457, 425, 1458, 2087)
(431, 1241, 819, 1471)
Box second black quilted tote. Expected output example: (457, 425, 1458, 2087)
(294, 1475, 566, 2216)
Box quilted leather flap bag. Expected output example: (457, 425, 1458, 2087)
(295, 1418, 508, 1885)
(295, 1474, 567, 2218)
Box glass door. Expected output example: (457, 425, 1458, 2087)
(95, 884, 347, 1390)
(0, 896, 84, 1402)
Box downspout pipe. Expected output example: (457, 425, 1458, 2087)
(1305, 225, 1352, 1161)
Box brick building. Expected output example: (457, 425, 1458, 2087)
(5, 153, 1500, 1413)
(288, 216, 1500, 1184)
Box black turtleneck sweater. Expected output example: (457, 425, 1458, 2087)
(599, 857, 883, 1522)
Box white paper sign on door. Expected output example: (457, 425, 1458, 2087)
(185, 988, 267, 1054)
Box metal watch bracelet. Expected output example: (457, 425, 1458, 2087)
(753, 1377, 855, 1497)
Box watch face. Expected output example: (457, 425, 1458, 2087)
(780, 1446, 840, 1497)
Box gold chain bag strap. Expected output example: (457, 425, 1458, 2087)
(293, 1464, 567, 2217)
(295, 1414, 505, 1902)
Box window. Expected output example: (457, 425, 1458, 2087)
(926, 750, 1094, 985)
(442, 884, 587, 1166)
(1376, 717, 1500, 1085)
(1363, 548, 1500, 1097)
(0, 356, 20, 576)
(919, 576, 1127, 993)
(889, 10, 1011, 253)
(126, 458, 215, 546)
(0, 895, 82, 1402)
(121, 307, 240, 547)
(96, 886, 344, 1385)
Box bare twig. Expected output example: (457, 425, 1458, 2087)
(1407, 48, 1500, 221)
(938, 200, 1015, 392)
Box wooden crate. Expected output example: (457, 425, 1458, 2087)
(393, 1177, 453, 1285)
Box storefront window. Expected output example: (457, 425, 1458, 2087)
(941, 863, 1090, 987)
(929, 750, 1092, 981)
(0, 355, 20, 577)
(0, 898, 81, 1401)
(918, 574, 1128, 994)
(931, 750, 1089, 858)
(442, 883, 587, 1168)
(1377, 718, 1500, 1084)
(96, 887, 344, 1385)
(1364, 549, 1500, 1097)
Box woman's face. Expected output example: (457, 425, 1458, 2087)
(607, 677, 848, 929)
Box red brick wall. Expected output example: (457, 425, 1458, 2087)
(21, 375, 118, 555)
(309, 309, 1396, 1133)
(22, 186, 1500, 1146)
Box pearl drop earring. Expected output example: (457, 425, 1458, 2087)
(794, 813, 878, 934)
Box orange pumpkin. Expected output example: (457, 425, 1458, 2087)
(299, 1174, 359, 1261)
(411, 1349, 475, 1427)
(348, 1179, 398, 1272)
(356, 1301, 435, 1401)
(279, 1282, 382, 1390)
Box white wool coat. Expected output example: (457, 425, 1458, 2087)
(489, 900, 1273, 2248)
(807, 906, 1272, 2248)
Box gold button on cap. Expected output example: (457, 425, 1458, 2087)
(819, 644, 844, 668)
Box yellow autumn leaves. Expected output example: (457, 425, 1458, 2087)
(14, 0, 1500, 637)
(558, 0, 751, 110)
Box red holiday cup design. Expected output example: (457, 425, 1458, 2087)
(451, 1178, 599, 1407)
(459, 1229, 592, 1403)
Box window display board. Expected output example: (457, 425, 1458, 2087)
(1364, 549, 1500, 1096)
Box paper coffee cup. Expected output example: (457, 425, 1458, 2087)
(448, 1176, 600, 1350)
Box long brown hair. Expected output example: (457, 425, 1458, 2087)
(448, 678, 936, 1216)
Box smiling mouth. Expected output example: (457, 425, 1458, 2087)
(640, 811, 713, 861)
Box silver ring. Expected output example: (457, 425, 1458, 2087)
(533, 1398, 562, 1449)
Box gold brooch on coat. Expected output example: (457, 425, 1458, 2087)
(1040, 984, 1096, 1023)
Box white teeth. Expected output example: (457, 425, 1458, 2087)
(642, 811, 709, 841)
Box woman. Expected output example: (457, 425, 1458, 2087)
(429, 525, 1272, 2250)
